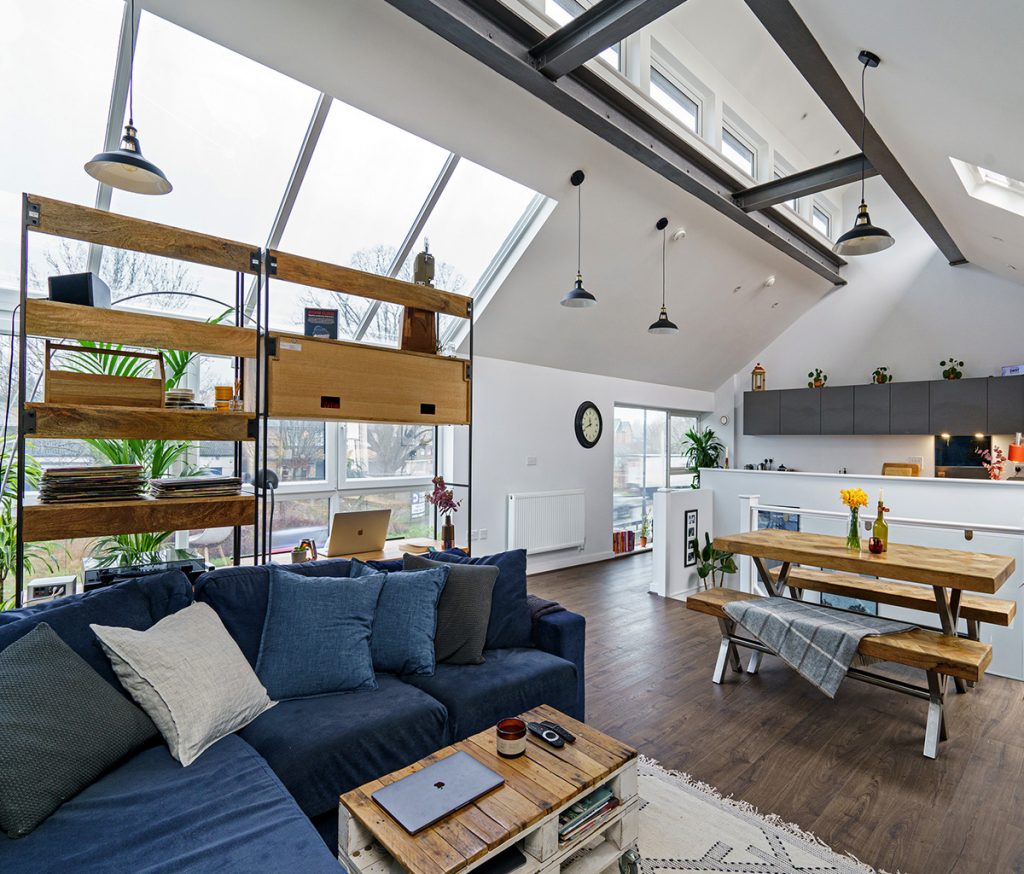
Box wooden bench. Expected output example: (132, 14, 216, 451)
(686, 587, 993, 758)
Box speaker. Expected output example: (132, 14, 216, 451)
(47, 272, 111, 308)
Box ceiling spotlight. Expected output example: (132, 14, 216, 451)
(763, 275, 776, 288)
(671, 227, 686, 242)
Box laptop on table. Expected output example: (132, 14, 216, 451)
(324, 509, 392, 557)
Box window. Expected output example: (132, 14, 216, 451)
(545, 0, 621, 69)
(949, 157, 1024, 219)
(649, 67, 699, 134)
(773, 162, 798, 212)
(722, 127, 756, 178)
(811, 203, 832, 239)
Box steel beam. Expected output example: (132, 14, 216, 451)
(734, 153, 877, 212)
(743, 0, 966, 266)
(531, 0, 688, 79)
(381, 0, 846, 286)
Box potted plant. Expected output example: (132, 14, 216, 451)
(872, 366, 893, 384)
(807, 368, 828, 388)
(638, 514, 650, 548)
(940, 357, 964, 379)
(425, 476, 462, 550)
(679, 427, 724, 489)
(692, 533, 737, 590)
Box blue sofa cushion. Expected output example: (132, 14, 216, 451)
(194, 558, 354, 666)
(256, 565, 382, 699)
(0, 734, 340, 873)
(404, 648, 578, 741)
(0, 571, 193, 694)
(352, 559, 449, 675)
(240, 673, 449, 818)
(428, 549, 532, 649)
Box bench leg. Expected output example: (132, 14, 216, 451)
(747, 651, 764, 674)
(924, 670, 948, 759)
(712, 618, 743, 684)
(965, 619, 980, 689)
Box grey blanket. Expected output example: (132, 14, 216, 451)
(723, 598, 913, 698)
(526, 593, 565, 629)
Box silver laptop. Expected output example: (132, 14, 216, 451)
(324, 509, 392, 556)
(371, 751, 504, 834)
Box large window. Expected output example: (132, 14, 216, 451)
(649, 66, 700, 134)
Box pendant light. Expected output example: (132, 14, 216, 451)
(561, 170, 596, 307)
(85, 0, 172, 195)
(648, 217, 678, 334)
(833, 51, 892, 256)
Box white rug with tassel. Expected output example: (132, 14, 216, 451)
(631, 756, 889, 874)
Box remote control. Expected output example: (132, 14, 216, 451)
(539, 720, 576, 744)
(527, 722, 565, 748)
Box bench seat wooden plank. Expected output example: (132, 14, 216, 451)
(686, 588, 991, 682)
(768, 567, 1016, 626)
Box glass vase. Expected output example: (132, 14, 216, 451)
(441, 514, 455, 551)
(846, 508, 861, 552)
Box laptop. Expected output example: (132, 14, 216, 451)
(371, 751, 504, 834)
(324, 509, 392, 557)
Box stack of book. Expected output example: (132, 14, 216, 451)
(150, 476, 243, 499)
(612, 529, 636, 554)
(39, 465, 148, 504)
(164, 389, 205, 409)
(557, 786, 620, 844)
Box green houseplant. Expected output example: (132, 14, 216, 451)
(679, 427, 724, 489)
(638, 513, 650, 547)
(872, 366, 893, 384)
(807, 368, 828, 388)
(0, 448, 60, 608)
(940, 357, 964, 380)
(692, 533, 737, 589)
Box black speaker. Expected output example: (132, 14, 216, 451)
(47, 272, 111, 308)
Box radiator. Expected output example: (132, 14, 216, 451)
(507, 490, 586, 555)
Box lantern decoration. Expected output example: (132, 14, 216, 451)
(751, 363, 766, 392)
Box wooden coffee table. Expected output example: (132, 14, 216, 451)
(339, 705, 639, 874)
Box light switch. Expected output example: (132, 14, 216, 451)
(526, 456, 537, 466)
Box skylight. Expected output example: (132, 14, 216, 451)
(950, 157, 1024, 218)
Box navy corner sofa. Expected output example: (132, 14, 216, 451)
(0, 552, 585, 873)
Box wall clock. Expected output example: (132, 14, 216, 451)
(574, 401, 603, 449)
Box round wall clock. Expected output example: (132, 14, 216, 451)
(574, 401, 603, 448)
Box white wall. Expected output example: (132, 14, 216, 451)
(463, 357, 713, 574)
(721, 184, 1024, 475)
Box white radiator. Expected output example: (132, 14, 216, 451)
(507, 490, 586, 555)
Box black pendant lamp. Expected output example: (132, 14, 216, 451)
(833, 51, 892, 256)
(560, 170, 596, 308)
(85, 0, 172, 195)
(648, 217, 679, 334)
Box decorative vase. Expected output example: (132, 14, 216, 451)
(441, 514, 455, 550)
(846, 508, 861, 552)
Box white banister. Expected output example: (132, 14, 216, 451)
(737, 494, 759, 593)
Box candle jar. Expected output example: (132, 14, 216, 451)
(496, 718, 527, 758)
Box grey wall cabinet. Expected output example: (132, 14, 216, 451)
(930, 378, 987, 435)
(854, 383, 890, 434)
(988, 377, 1024, 434)
(744, 390, 780, 435)
(890, 381, 930, 434)
(820, 385, 854, 434)
(779, 388, 821, 434)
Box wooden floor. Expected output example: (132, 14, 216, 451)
(529, 552, 1024, 874)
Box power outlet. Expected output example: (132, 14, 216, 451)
(479, 528, 488, 540)
(908, 455, 924, 468)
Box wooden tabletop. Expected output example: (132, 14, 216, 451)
(714, 529, 1015, 594)
(339, 705, 636, 874)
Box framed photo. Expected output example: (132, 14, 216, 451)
(684, 509, 698, 567)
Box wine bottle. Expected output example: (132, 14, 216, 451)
(872, 490, 889, 552)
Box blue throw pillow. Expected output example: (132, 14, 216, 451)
(255, 566, 383, 699)
(351, 559, 450, 676)
(427, 550, 532, 649)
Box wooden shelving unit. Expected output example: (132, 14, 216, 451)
(24, 404, 256, 442)
(23, 495, 254, 542)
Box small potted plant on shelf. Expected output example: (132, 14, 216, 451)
(425, 476, 462, 550)
(807, 368, 828, 388)
(872, 366, 893, 384)
(692, 533, 737, 590)
(638, 514, 650, 548)
(940, 357, 965, 379)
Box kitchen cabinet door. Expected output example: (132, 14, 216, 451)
(930, 378, 987, 435)
(988, 377, 1024, 434)
(744, 390, 780, 435)
(890, 381, 930, 434)
(854, 383, 890, 434)
(779, 388, 821, 434)
(820, 385, 854, 434)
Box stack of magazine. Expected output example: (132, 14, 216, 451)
(557, 786, 620, 844)
(150, 476, 242, 499)
(39, 465, 147, 504)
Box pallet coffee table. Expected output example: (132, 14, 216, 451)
(339, 705, 639, 874)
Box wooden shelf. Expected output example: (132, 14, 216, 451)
(23, 494, 254, 542)
(25, 299, 257, 359)
(25, 404, 255, 442)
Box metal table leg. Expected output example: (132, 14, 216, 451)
(712, 617, 743, 684)
(924, 670, 948, 759)
(934, 586, 967, 694)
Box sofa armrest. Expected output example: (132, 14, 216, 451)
(533, 609, 585, 721)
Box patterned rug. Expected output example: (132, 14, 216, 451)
(632, 756, 893, 874)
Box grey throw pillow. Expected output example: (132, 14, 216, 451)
(403, 552, 497, 664)
(0, 623, 157, 838)
(92, 602, 275, 766)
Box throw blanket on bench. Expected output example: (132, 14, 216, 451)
(723, 598, 913, 698)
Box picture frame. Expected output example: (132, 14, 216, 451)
(684, 509, 698, 567)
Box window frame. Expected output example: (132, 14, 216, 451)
(721, 123, 758, 179)
(772, 154, 799, 212)
(811, 201, 834, 240)
(648, 63, 702, 136)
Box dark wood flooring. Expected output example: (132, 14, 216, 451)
(529, 552, 1024, 874)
